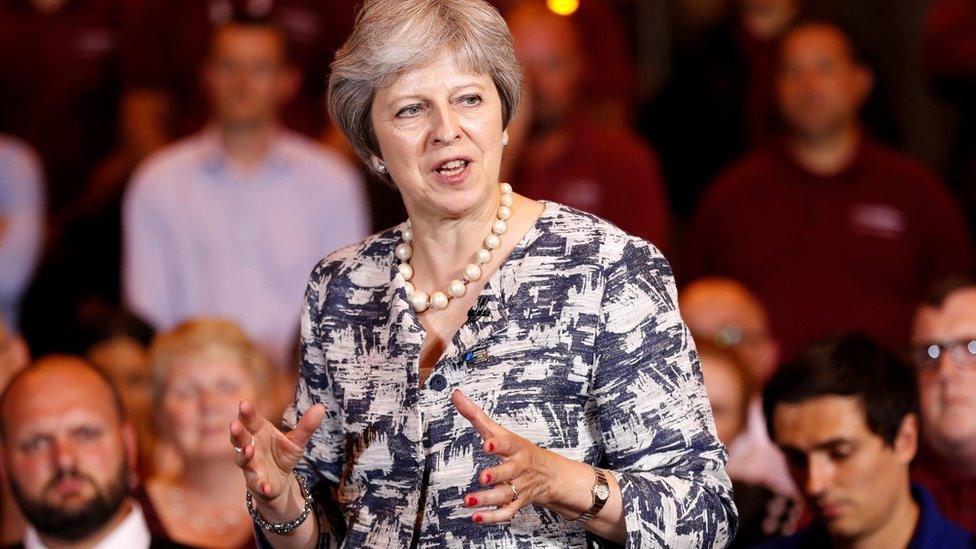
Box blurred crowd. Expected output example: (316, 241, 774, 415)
(2, 0, 976, 547)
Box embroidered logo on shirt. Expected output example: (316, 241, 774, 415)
(559, 180, 603, 211)
(850, 204, 906, 240)
(74, 29, 116, 58)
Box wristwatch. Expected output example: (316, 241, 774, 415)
(574, 467, 610, 523)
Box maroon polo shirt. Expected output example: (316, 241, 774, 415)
(925, 0, 976, 80)
(123, 0, 356, 139)
(0, 0, 134, 211)
(913, 449, 976, 533)
(511, 116, 672, 253)
(685, 135, 974, 359)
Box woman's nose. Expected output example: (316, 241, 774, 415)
(430, 105, 461, 146)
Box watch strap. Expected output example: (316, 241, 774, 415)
(573, 467, 609, 523)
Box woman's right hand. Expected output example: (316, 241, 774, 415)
(230, 400, 326, 512)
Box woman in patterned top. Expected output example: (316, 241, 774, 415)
(229, 0, 737, 547)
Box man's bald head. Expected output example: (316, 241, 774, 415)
(0, 355, 135, 543)
(681, 277, 780, 386)
(0, 355, 125, 440)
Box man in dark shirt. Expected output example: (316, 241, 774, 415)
(685, 20, 974, 360)
(909, 279, 976, 532)
(760, 334, 974, 548)
(505, 3, 672, 252)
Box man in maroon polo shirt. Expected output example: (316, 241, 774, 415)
(909, 279, 976, 532)
(506, 3, 672, 252)
(685, 20, 974, 361)
(0, 0, 133, 213)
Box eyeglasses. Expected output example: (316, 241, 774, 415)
(713, 325, 770, 349)
(908, 338, 976, 372)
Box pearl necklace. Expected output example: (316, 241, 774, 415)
(396, 183, 513, 313)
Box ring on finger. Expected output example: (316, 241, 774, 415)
(507, 481, 519, 502)
(234, 435, 256, 454)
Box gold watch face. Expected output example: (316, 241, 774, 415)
(595, 484, 610, 501)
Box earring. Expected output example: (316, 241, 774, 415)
(377, 162, 387, 174)
(502, 135, 509, 147)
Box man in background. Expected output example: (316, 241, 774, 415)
(123, 16, 369, 369)
(680, 277, 794, 498)
(506, 2, 672, 252)
(910, 278, 976, 532)
(761, 334, 973, 547)
(0, 356, 184, 548)
(686, 21, 973, 360)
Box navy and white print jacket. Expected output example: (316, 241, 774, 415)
(282, 202, 737, 548)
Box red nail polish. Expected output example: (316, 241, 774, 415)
(473, 514, 484, 523)
(488, 442, 495, 452)
(485, 473, 492, 484)
(466, 496, 478, 506)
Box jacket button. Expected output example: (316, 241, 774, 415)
(428, 374, 447, 391)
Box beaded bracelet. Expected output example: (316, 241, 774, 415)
(246, 472, 313, 535)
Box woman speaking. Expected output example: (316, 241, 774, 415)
(230, 0, 736, 546)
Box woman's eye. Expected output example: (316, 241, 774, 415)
(460, 94, 482, 106)
(396, 104, 424, 118)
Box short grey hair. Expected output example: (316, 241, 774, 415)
(328, 0, 523, 176)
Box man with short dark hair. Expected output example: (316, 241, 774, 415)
(123, 17, 369, 369)
(0, 356, 184, 548)
(909, 278, 976, 532)
(685, 21, 974, 361)
(760, 334, 973, 547)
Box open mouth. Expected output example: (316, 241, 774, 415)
(435, 159, 469, 177)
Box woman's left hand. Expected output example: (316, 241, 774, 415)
(452, 389, 569, 523)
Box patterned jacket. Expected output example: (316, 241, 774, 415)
(281, 202, 737, 548)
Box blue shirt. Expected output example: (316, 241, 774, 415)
(758, 484, 975, 548)
(0, 136, 44, 330)
(280, 202, 737, 547)
(123, 128, 370, 367)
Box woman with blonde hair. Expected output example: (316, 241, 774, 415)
(230, 0, 736, 546)
(145, 318, 272, 548)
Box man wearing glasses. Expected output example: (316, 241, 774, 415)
(910, 278, 976, 533)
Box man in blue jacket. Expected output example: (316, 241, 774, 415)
(759, 333, 974, 548)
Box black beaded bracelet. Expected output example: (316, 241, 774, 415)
(246, 472, 313, 536)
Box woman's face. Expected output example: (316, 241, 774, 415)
(370, 54, 507, 220)
(160, 351, 257, 461)
(701, 353, 748, 447)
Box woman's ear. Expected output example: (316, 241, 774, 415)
(370, 155, 388, 174)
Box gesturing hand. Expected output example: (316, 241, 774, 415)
(452, 390, 568, 524)
(229, 400, 325, 504)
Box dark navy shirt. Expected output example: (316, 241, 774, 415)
(757, 484, 975, 548)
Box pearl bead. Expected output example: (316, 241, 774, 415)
(395, 243, 413, 261)
(464, 263, 482, 282)
(430, 291, 449, 310)
(448, 279, 466, 297)
(475, 249, 492, 264)
(484, 234, 500, 250)
(497, 205, 512, 220)
(410, 291, 429, 313)
(404, 281, 414, 295)
(500, 182, 513, 194)
(398, 263, 414, 281)
(492, 219, 507, 235)
(402, 228, 413, 243)
(500, 194, 513, 207)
